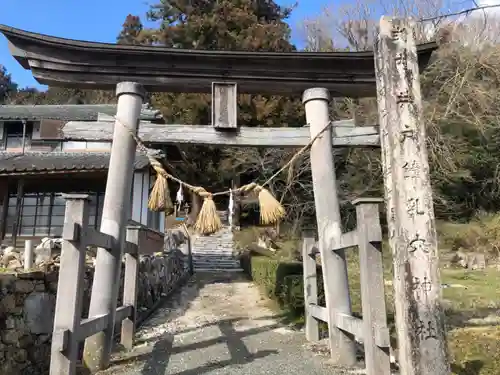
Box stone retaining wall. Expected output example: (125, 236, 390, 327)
(0, 250, 188, 375)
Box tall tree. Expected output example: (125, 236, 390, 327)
(116, 1, 309, 224)
(147, 0, 295, 51)
(117, 14, 157, 45)
(117, 14, 143, 44)
(0, 65, 17, 103)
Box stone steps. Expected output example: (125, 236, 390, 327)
(194, 267, 244, 273)
(190, 221, 241, 272)
(192, 251, 235, 257)
(192, 256, 238, 262)
(193, 257, 240, 265)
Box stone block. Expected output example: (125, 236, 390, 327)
(23, 292, 55, 334)
(15, 280, 35, 294)
(0, 294, 17, 313)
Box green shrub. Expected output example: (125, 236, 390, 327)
(241, 252, 324, 319)
(280, 275, 305, 315)
(438, 213, 500, 256)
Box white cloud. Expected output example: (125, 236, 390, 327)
(474, 0, 500, 15)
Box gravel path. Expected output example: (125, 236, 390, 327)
(97, 271, 348, 375)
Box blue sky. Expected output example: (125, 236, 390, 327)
(0, 0, 329, 90)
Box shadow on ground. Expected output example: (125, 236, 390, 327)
(450, 360, 484, 375)
(100, 271, 288, 375)
(132, 317, 280, 375)
(445, 307, 500, 329)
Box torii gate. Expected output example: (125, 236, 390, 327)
(0, 17, 449, 375)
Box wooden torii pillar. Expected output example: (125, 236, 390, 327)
(83, 82, 146, 371)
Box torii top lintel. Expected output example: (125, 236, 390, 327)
(0, 25, 437, 97)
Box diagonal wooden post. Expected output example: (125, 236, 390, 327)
(83, 82, 146, 372)
(121, 226, 140, 350)
(302, 231, 319, 342)
(303, 88, 356, 366)
(353, 198, 390, 375)
(374, 17, 450, 375)
(50, 194, 90, 375)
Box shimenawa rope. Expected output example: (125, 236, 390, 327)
(115, 117, 333, 235)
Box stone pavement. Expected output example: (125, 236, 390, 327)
(97, 271, 348, 375)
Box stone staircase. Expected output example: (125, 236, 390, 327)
(190, 212, 242, 272)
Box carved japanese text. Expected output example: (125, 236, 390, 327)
(415, 319, 437, 341)
(407, 234, 429, 254)
(407, 197, 425, 218)
(411, 275, 432, 299)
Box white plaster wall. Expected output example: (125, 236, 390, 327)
(130, 170, 164, 233)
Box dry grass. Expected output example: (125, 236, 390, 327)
(346, 231, 500, 374)
(233, 226, 301, 259)
(238, 216, 500, 374)
(438, 213, 500, 258)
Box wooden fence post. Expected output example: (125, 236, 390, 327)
(83, 82, 146, 372)
(121, 226, 140, 350)
(303, 88, 356, 366)
(302, 231, 319, 342)
(374, 17, 450, 375)
(24, 239, 33, 270)
(50, 194, 89, 375)
(187, 235, 194, 275)
(353, 198, 390, 375)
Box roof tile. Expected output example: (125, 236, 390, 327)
(0, 152, 150, 175)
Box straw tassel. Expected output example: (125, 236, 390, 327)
(255, 185, 285, 225)
(193, 188, 222, 235)
(147, 157, 174, 214)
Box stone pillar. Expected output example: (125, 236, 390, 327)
(83, 82, 146, 372)
(374, 17, 449, 375)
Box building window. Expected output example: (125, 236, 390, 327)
(6, 192, 105, 237)
(3, 121, 33, 150)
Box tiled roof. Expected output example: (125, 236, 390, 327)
(0, 152, 150, 175)
(0, 104, 163, 122)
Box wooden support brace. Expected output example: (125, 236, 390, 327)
(124, 241, 138, 255)
(12, 178, 24, 247)
(50, 194, 90, 375)
(121, 226, 140, 350)
(353, 197, 390, 375)
(212, 82, 238, 129)
(334, 311, 364, 340)
(186, 235, 194, 275)
(85, 227, 113, 250)
(302, 233, 320, 341)
(52, 329, 70, 353)
(330, 230, 358, 251)
(308, 304, 328, 322)
(309, 243, 320, 257)
(78, 306, 133, 341)
(0, 177, 9, 241)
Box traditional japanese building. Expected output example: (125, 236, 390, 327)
(0, 103, 166, 245)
